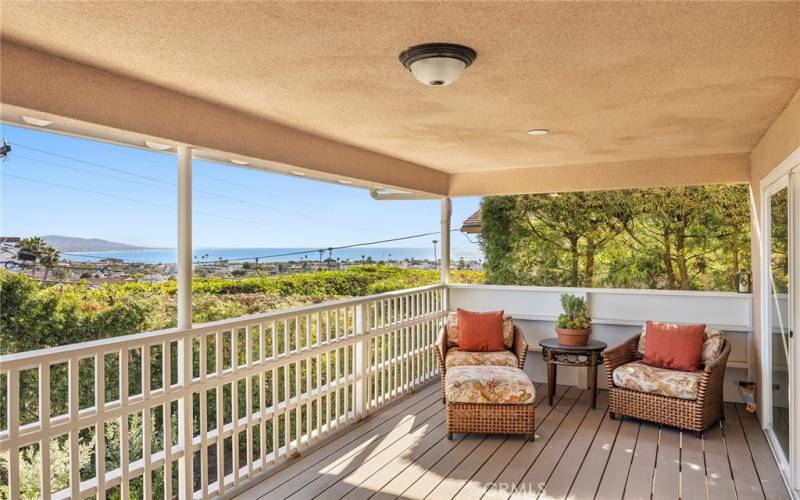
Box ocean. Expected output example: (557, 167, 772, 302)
(63, 246, 483, 265)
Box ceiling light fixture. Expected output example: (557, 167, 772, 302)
(527, 129, 550, 136)
(337, 179, 353, 185)
(21, 115, 52, 127)
(290, 171, 307, 177)
(230, 159, 249, 166)
(399, 43, 476, 86)
(144, 140, 172, 151)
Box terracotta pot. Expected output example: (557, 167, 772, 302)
(555, 326, 592, 346)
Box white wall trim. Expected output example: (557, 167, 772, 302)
(447, 283, 751, 299)
(760, 145, 800, 189)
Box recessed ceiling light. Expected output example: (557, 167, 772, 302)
(527, 129, 550, 136)
(21, 115, 52, 127)
(230, 159, 249, 166)
(290, 171, 307, 177)
(144, 140, 171, 151)
(338, 179, 353, 185)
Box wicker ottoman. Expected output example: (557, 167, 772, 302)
(445, 365, 536, 441)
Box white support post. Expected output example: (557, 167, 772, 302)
(440, 197, 451, 314)
(440, 197, 451, 285)
(177, 146, 193, 330)
(176, 146, 193, 499)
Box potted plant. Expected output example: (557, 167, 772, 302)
(555, 294, 591, 346)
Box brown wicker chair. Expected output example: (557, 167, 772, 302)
(435, 322, 528, 401)
(603, 333, 730, 436)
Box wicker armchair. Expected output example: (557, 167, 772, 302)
(603, 333, 730, 436)
(435, 323, 528, 401)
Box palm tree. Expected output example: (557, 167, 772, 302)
(39, 246, 61, 285)
(19, 236, 46, 277)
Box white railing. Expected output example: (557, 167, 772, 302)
(0, 284, 446, 499)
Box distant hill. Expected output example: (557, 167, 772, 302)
(42, 235, 153, 252)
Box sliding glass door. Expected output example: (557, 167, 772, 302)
(763, 168, 799, 492)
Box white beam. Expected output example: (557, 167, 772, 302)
(177, 146, 192, 329)
(441, 197, 451, 285)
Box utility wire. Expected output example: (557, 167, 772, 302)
(52, 229, 459, 264)
(193, 229, 460, 265)
(1, 173, 277, 229)
(9, 142, 367, 229)
(9, 154, 359, 228)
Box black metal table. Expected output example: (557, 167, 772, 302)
(538, 338, 607, 410)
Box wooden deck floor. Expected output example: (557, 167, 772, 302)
(236, 382, 790, 500)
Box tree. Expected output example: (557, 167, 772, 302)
(18, 236, 46, 277)
(38, 245, 61, 285)
(480, 185, 750, 291)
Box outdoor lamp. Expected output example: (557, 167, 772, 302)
(736, 270, 752, 293)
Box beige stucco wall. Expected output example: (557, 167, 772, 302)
(449, 153, 751, 196)
(749, 88, 800, 423)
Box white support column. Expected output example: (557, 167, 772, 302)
(176, 146, 193, 499)
(177, 146, 193, 329)
(440, 197, 451, 285)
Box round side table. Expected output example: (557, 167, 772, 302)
(538, 339, 607, 410)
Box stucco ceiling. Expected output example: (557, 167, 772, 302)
(1, 1, 798, 174)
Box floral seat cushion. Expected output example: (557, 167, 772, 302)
(612, 361, 701, 400)
(446, 311, 514, 349)
(445, 347, 518, 369)
(445, 366, 535, 404)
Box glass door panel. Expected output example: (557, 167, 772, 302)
(769, 186, 791, 459)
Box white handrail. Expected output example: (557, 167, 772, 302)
(0, 284, 446, 366)
(0, 285, 447, 499)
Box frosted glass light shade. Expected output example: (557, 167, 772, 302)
(409, 57, 467, 86)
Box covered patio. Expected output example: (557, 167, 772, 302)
(1, 2, 799, 499)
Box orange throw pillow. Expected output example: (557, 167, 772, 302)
(457, 309, 506, 352)
(641, 321, 705, 372)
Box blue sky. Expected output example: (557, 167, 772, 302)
(0, 124, 482, 250)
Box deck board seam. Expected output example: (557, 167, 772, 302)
(485, 388, 587, 499)
(535, 395, 601, 499)
(372, 383, 546, 500)
(564, 405, 612, 500)
(732, 405, 769, 499)
(281, 406, 447, 498)
(617, 418, 642, 500)
(253, 384, 441, 499)
(464, 385, 577, 499)
(253, 383, 438, 500)
(587, 412, 624, 500)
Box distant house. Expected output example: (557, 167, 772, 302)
(460, 210, 482, 234)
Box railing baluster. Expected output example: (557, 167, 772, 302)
(271, 364, 279, 465)
(270, 321, 279, 465)
(215, 331, 224, 495)
(142, 345, 153, 499)
(200, 383, 209, 498)
(259, 370, 267, 471)
(8, 367, 20, 499)
(246, 371, 253, 480)
(162, 341, 172, 500)
(305, 356, 312, 439)
(316, 352, 323, 437)
(232, 372, 240, 487)
(40, 362, 51, 500)
(283, 362, 290, 454)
